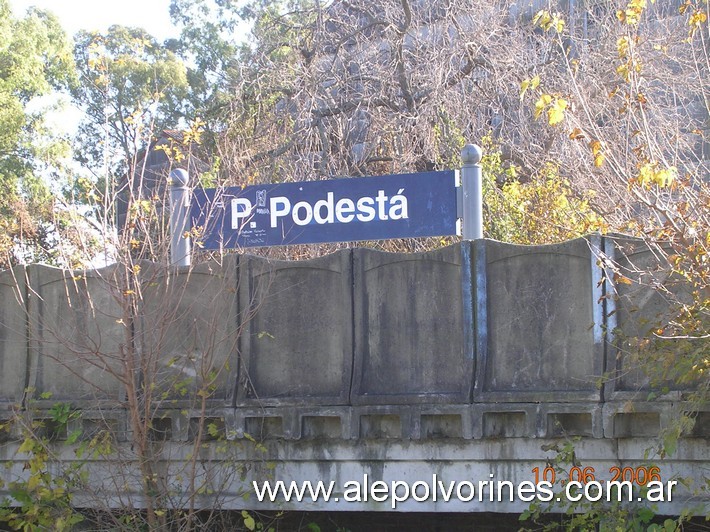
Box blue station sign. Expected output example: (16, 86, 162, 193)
(191, 170, 459, 249)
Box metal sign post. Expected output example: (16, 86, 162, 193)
(169, 168, 191, 266)
(460, 144, 483, 240)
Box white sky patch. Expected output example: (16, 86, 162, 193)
(8, 0, 179, 41)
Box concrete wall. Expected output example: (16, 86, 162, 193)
(0, 236, 694, 421)
(352, 245, 469, 404)
(27, 264, 126, 405)
(602, 235, 690, 400)
(475, 238, 603, 402)
(1, 236, 708, 514)
(237, 251, 353, 406)
(0, 267, 27, 406)
(138, 256, 240, 405)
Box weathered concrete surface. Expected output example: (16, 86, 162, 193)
(0, 267, 27, 406)
(476, 238, 603, 402)
(237, 251, 353, 406)
(603, 236, 689, 400)
(0, 236, 697, 409)
(0, 236, 707, 516)
(352, 245, 469, 404)
(0, 435, 707, 514)
(137, 256, 239, 405)
(26, 264, 126, 405)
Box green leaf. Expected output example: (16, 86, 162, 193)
(663, 432, 678, 456)
(66, 430, 82, 445)
(242, 510, 256, 531)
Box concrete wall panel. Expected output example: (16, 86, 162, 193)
(237, 251, 352, 406)
(138, 256, 240, 406)
(0, 267, 28, 405)
(474, 238, 603, 402)
(603, 236, 688, 400)
(27, 265, 126, 404)
(351, 244, 469, 404)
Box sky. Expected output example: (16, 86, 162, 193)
(8, 0, 179, 41)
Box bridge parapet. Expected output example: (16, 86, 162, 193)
(1, 236, 708, 514)
(0, 236, 701, 421)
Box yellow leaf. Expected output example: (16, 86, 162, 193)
(616, 63, 630, 82)
(614, 273, 633, 285)
(689, 10, 707, 36)
(27, 474, 40, 491)
(637, 162, 677, 189)
(655, 167, 677, 187)
(617, 36, 630, 58)
(533, 10, 551, 28)
(242, 511, 256, 531)
(519, 76, 541, 100)
(534, 96, 547, 119)
(533, 10, 565, 32)
(553, 15, 565, 33)
(520, 79, 530, 100)
(588, 140, 605, 166)
(618, 0, 647, 25)
(18, 438, 35, 454)
(638, 162, 655, 186)
(589, 140, 602, 155)
(547, 98, 568, 125)
(689, 10, 707, 26)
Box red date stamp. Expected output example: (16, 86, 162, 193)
(532, 465, 663, 486)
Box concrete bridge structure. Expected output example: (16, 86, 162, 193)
(0, 235, 708, 516)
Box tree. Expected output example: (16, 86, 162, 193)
(71, 25, 189, 180)
(68, 25, 194, 265)
(0, 0, 78, 268)
(514, 1, 708, 526)
(0, 230, 259, 531)
(191, 0, 613, 257)
(215, 0, 706, 316)
(522, 0, 708, 401)
(168, 0, 245, 134)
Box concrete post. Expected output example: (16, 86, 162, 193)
(461, 144, 484, 240)
(169, 168, 191, 267)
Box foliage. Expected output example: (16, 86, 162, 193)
(520, 0, 709, 524)
(526, 0, 709, 410)
(168, 0, 244, 133)
(71, 25, 189, 178)
(0, 0, 79, 268)
(0, 402, 86, 531)
(481, 138, 606, 244)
